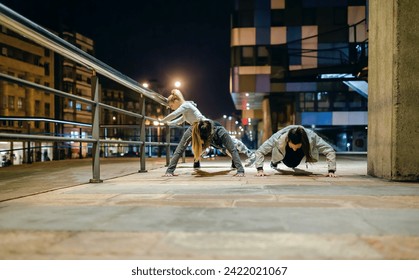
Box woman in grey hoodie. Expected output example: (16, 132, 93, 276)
(254, 125, 337, 177)
(160, 89, 252, 176)
(191, 120, 244, 177)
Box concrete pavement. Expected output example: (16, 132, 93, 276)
(0, 155, 419, 259)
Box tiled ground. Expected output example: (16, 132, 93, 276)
(0, 155, 419, 259)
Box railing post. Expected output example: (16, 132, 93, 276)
(165, 123, 170, 167)
(89, 72, 102, 183)
(79, 127, 83, 159)
(10, 141, 14, 166)
(27, 122, 32, 164)
(139, 95, 147, 172)
(164, 106, 170, 166)
(182, 123, 186, 163)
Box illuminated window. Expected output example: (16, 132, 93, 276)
(17, 97, 23, 110)
(8, 96, 14, 110)
(317, 92, 330, 111)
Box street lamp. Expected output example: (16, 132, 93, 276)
(228, 116, 232, 132)
(174, 81, 181, 88)
(142, 82, 149, 88)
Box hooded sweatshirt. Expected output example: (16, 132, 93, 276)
(160, 101, 205, 126)
(255, 125, 336, 172)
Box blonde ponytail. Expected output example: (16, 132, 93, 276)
(191, 122, 202, 162)
(168, 89, 185, 104)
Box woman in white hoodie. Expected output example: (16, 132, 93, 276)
(254, 125, 337, 177)
(161, 89, 205, 127)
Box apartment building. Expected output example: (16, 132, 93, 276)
(0, 27, 98, 162)
(0, 24, 55, 163)
(56, 31, 94, 159)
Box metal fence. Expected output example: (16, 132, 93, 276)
(0, 4, 182, 182)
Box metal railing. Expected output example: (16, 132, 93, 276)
(288, 19, 368, 68)
(0, 4, 180, 182)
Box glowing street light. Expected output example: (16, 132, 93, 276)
(222, 115, 227, 128)
(142, 82, 149, 88)
(174, 81, 181, 88)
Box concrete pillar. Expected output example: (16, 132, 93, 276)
(368, 0, 419, 181)
(262, 97, 272, 143)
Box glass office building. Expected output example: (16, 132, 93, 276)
(230, 0, 368, 151)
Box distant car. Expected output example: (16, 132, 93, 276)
(1, 154, 12, 167)
(123, 151, 140, 157)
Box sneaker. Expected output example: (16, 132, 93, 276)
(201, 148, 210, 159)
(244, 153, 256, 167)
(270, 161, 279, 170)
(193, 161, 200, 169)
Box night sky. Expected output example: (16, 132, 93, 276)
(1, 0, 236, 119)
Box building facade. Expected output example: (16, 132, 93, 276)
(0, 24, 55, 164)
(230, 0, 368, 151)
(0, 28, 97, 163)
(56, 31, 95, 159)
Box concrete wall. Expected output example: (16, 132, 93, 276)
(368, 0, 419, 181)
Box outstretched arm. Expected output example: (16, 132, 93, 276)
(160, 105, 187, 123)
(166, 116, 185, 126)
(164, 127, 193, 176)
(254, 127, 290, 171)
(313, 134, 337, 176)
(254, 138, 276, 170)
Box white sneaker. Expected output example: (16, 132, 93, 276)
(244, 153, 256, 167)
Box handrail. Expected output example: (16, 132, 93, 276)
(0, 132, 179, 147)
(286, 19, 367, 45)
(281, 19, 368, 67)
(0, 3, 167, 106)
(0, 73, 154, 121)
